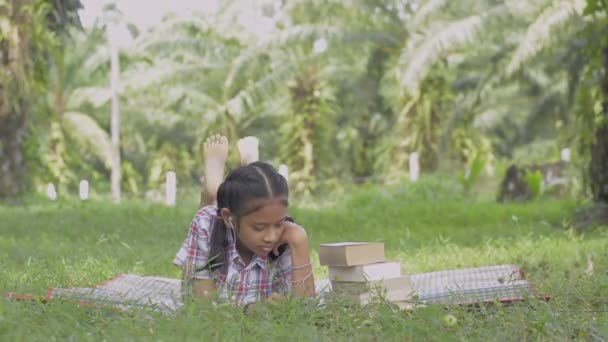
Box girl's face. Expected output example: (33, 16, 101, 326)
(229, 198, 289, 258)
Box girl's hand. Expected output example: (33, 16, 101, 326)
(244, 292, 285, 314)
(267, 292, 285, 302)
(273, 221, 308, 256)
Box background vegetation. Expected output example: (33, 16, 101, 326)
(1, 0, 607, 204)
(2, 0, 608, 340)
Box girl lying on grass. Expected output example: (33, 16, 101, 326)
(173, 134, 315, 310)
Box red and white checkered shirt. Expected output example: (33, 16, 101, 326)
(173, 206, 292, 306)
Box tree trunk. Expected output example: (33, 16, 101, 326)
(589, 44, 608, 203)
(0, 1, 80, 199)
(353, 47, 392, 180)
(590, 124, 608, 202)
(0, 107, 27, 198)
(0, 0, 29, 198)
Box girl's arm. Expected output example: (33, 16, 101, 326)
(282, 222, 315, 297)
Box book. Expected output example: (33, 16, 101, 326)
(318, 242, 385, 266)
(332, 275, 413, 302)
(328, 262, 401, 282)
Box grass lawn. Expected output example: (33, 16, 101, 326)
(1, 178, 607, 341)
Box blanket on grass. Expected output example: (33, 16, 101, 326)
(5, 264, 548, 314)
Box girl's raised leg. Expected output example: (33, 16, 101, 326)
(200, 134, 229, 207)
(237, 136, 259, 166)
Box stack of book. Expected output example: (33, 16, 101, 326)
(319, 242, 414, 307)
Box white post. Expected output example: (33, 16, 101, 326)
(166, 171, 176, 206)
(561, 148, 571, 162)
(108, 24, 122, 204)
(409, 152, 420, 182)
(79, 180, 89, 200)
(46, 183, 57, 200)
(278, 164, 289, 183)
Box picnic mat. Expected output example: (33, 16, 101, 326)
(5, 264, 548, 313)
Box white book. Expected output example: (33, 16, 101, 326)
(356, 276, 414, 304)
(319, 242, 385, 266)
(332, 275, 413, 302)
(328, 262, 401, 282)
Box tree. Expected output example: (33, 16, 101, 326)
(0, 0, 82, 198)
(571, 0, 608, 228)
(584, 0, 608, 202)
(40, 27, 114, 192)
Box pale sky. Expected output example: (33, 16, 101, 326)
(78, 0, 278, 44)
(78, 0, 221, 29)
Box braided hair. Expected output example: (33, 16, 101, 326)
(206, 161, 289, 271)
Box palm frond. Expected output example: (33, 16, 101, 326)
(505, 0, 585, 76)
(409, 0, 448, 29)
(81, 45, 110, 74)
(132, 16, 212, 52)
(398, 5, 507, 96)
(219, 58, 299, 119)
(520, 67, 552, 88)
(66, 87, 111, 108)
(61, 29, 107, 87)
(62, 112, 113, 169)
(222, 24, 396, 98)
(120, 62, 209, 92)
(222, 24, 339, 97)
(125, 85, 222, 122)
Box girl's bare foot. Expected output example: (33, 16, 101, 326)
(237, 136, 259, 166)
(202, 134, 229, 206)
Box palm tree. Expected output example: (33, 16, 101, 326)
(570, 0, 608, 228)
(0, 0, 81, 198)
(385, 0, 590, 178)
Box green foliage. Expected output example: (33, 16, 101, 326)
(9, 0, 606, 203)
(0, 0, 76, 197)
(512, 139, 560, 164)
(146, 143, 196, 191)
(577, 0, 608, 202)
(584, 0, 608, 14)
(39, 122, 78, 190)
(121, 160, 141, 195)
(280, 70, 336, 197)
(62, 112, 113, 169)
(387, 68, 455, 178)
(524, 170, 544, 199)
(457, 152, 486, 194)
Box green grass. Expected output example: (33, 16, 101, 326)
(1, 177, 607, 341)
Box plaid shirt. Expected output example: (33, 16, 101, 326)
(173, 206, 292, 306)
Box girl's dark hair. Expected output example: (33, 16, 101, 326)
(206, 161, 289, 271)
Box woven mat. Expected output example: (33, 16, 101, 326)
(7, 264, 546, 313)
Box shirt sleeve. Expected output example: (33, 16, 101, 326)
(173, 206, 216, 280)
(271, 247, 292, 295)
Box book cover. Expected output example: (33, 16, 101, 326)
(318, 242, 385, 266)
(328, 262, 401, 282)
(332, 275, 412, 296)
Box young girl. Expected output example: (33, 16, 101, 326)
(173, 134, 315, 308)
